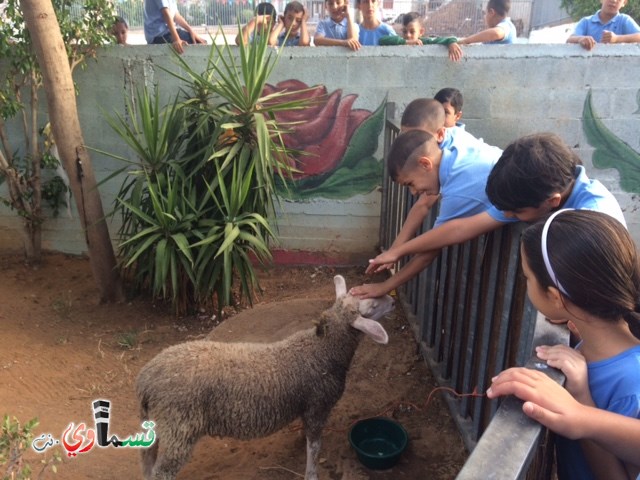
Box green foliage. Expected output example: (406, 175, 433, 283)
(560, 0, 640, 22)
(106, 32, 307, 315)
(0, 0, 116, 258)
(0, 415, 60, 479)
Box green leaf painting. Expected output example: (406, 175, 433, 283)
(583, 89, 640, 193)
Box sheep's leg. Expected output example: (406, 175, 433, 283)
(151, 431, 199, 480)
(141, 439, 159, 479)
(304, 435, 322, 480)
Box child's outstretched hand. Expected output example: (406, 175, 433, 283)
(535, 345, 592, 406)
(349, 282, 391, 299)
(367, 250, 399, 273)
(448, 42, 463, 62)
(487, 367, 588, 439)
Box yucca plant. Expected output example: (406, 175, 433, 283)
(106, 30, 315, 315)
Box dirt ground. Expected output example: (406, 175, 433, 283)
(0, 252, 467, 479)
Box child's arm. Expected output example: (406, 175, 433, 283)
(365, 193, 439, 274)
(352, 250, 441, 298)
(344, 7, 361, 50)
(369, 211, 504, 268)
(601, 30, 640, 45)
(236, 17, 258, 45)
(487, 367, 640, 468)
(173, 12, 206, 45)
(298, 8, 311, 46)
(459, 26, 506, 44)
(268, 16, 285, 46)
(378, 35, 407, 45)
(159, 9, 187, 53)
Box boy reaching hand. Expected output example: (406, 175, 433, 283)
(351, 133, 625, 299)
(314, 0, 361, 50)
(458, 0, 516, 45)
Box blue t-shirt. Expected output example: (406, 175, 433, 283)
(488, 17, 516, 44)
(144, 0, 176, 43)
(556, 345, 640, 480)
(573, 11, 640, 42)
(277, 32, 301, 46)
(440, 126, 502, 158)
(359, 23, 396, 46)
(487, 165, 627, 227)
(435, 140, 503, 227)
(315, 17, 359, 40)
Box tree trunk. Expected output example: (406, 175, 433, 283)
(20, 0, 124, 303)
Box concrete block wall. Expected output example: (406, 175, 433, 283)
(1, 44, 640, 261)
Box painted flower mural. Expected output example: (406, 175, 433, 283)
(262, 79, 385, 200)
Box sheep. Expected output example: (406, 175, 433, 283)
(135, 274, 394, 480)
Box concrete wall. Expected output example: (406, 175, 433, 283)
(2, 44, 640, 262)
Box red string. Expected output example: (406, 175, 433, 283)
(290, 385, 486, 435)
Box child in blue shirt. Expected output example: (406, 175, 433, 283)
(517, 209, 640, 480)
(269, 1, 310, 46)
(352, 133, 625, 298)
(458, 0, 516, 45)
(378, 12, 462, 61)
(314, 0, 361, 50)
(356, 0, 396, 45)
(236, 2, 277, 46)
(434, 87, 464, 128)
(567, 0, 640, 50)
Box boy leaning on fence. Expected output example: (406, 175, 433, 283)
(378, 12, 462, 61)
(567, 0, 640, 50)
(313, 0, 361, 50)
(351, 133, 626, 299)
(458, 0, 516, 45)
(143, 0, 207, 53)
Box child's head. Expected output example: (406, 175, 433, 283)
(434, 88, 463, 128)
(485, 0, 510, 27)
(356, 0, 379, 20)
(401, 12, 424, 42)
(387, 130, 442, 196)
(255, 2, 277, 33)
(112, 16, 128, 45)
(283, 1, 305, 34)
(600, 0, 627, 18)
(325, 0, 348, 22)
(400, 98, 446, 142)
(521, 209, 640, 331)
(486, 133, 581, 222)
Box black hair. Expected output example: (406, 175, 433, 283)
(402, 12, 421, 27)
(434, 87, 463, 113)
(114, 15, 128, 29)
(488, 0, 510, 17)
(256, 2, 277, 20)
(522, 210, 640, 336)
(387, 130, 438, 180)
(486, 133, 581, 211)
(284, 1, 304, 15)
(400, 98, 445, 134)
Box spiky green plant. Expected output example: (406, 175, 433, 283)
(105, 31, 313, 315)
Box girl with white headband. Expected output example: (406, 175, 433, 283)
(518, 209, 640, 480)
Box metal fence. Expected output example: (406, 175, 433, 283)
(380, 113, 567, 477)
(108, 0, 535, 36)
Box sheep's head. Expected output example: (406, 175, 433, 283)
(332, 275, 393, 344)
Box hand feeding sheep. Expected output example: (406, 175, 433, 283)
(136, 275, 394, 480)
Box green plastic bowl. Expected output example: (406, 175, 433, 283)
(349, 417, 409, 470)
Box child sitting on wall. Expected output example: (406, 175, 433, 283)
(379, 12, 462, 61)
(269, 1, 310, 46)
(314, 0, 361, 50)
(567, 0, 640, 50)
(236, 2, 277, 46)
(458, 0, 516, 44)
(356, 0, 396, 46)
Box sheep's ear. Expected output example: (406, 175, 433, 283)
(353, 316, 389, 344)
(334, 275, 347, 298)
